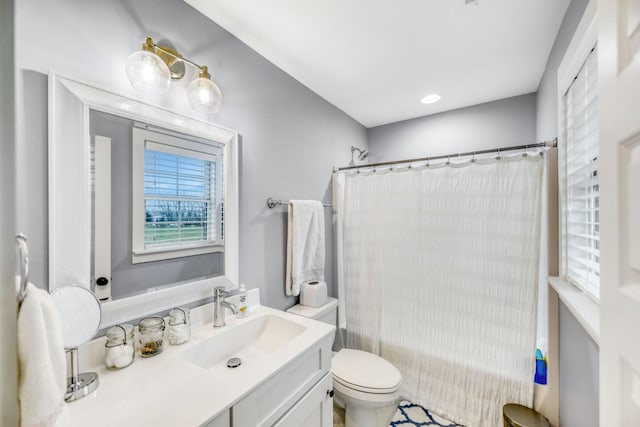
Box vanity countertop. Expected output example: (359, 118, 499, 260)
(67, 300, 335, 427)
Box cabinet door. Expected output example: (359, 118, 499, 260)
(273, 373, 333, 427)
(201, 409, 230, 427)
(232, 341, 331, 427)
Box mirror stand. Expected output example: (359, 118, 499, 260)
(51, 285, 102, 402)
(65, 348, 99, 402)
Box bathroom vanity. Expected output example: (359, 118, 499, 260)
(68, 297, 335, 427)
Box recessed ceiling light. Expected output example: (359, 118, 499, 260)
(421, 94, 441, 104)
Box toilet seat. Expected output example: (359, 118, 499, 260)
(333, 374, 401, 395)
(332, 349, 402, 394)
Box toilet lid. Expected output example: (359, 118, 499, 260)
(332, 349, 401, 392)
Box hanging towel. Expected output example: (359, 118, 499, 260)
(18, 282, 69, 427)
(285, 200, 325, 296)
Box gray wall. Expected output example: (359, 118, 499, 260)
(1, 0, 18, 424)
(535, 1, 599, 426)
(559, 302, 599, 426)
(367, 93, 536, 162)
(15, 0, 367, 310)
(90, 111, 224, 300)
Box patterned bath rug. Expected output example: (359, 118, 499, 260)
(389, 401, 465, 427)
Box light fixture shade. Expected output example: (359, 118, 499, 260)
(125, 50, 171, 96)
(187, 76, 222, 113)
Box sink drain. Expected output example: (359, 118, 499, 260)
(227, 357, 242, 368)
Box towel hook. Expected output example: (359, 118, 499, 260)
(15, 233, 29, 304)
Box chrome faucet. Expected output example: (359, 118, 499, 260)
(213, 286, 239, 328)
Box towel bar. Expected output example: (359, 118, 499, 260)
(266, 197, 332, 209)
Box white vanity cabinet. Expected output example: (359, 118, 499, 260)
(68, 305, 336, 427)
(229, 334, 333, 427)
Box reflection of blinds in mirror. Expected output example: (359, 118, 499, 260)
(561, 45, 599, 300)
(143, 147, 217, 248)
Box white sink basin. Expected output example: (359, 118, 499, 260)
(184, 314, 306, 371)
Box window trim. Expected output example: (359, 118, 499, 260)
(131, 126, 224, 264)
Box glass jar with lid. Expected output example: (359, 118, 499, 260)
(138, 317, 165, 357)
(105, 324, 135, 370)
(167, 307, 190, 345)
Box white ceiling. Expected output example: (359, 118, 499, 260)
(186, 0, 571, 128)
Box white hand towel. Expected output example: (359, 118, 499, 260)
(285, 200, 325, 296)
(18, 282, 69, 427)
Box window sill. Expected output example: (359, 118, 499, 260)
(132, 243, 224, 264)
(548, 276, 600, 346)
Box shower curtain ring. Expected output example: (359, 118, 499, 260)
(471, 152, 476, 163)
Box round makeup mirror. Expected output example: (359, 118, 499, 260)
(51, 286, 102, 402)
(51, 286, 102, 348)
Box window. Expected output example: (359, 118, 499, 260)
(560, 46, 599, 300)
(132, 126, 224, 263)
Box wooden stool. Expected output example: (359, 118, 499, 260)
(503, 404, 549, 427)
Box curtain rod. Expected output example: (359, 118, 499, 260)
(334, 138, 558, 172)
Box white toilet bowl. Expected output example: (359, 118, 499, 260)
(286, 300, 403, 427)
(332, 349, 401, 427)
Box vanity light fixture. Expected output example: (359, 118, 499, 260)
(420, 94, 441, 104)
(125, 37, 222, 113)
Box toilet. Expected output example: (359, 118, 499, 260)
(286, 298, 402, 427)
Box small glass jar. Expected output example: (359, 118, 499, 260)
(139, 317, 165, 357)
(167, 307, 190, 345)
(105, 324, 135, 370)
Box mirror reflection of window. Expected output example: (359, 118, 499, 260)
(144, 150, 219, 248)
(133, 126, 224, 261)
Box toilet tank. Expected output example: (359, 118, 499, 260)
(286, 297, 338, 327)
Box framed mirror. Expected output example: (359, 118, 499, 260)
(48, 75, 238, 327)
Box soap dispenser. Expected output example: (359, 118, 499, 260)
(237, 284, 248, 318)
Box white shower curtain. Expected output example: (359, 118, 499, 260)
(334, 154, 544, 427)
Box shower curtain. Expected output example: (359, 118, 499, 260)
(334, 154, 544, 427)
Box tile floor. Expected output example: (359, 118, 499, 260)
(333, 400, 464, 427)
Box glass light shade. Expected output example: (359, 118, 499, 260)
(125, 50, 171, 96)
(187, 77, 222, 113)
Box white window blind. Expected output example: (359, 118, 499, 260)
(143, 147, 219, 248)
(561, 46, 599, 300)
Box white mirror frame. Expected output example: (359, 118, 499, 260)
(48, 74, 239, 328)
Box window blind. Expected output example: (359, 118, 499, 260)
(143, 148, 217, 248)
(561, 46, 599, 300)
